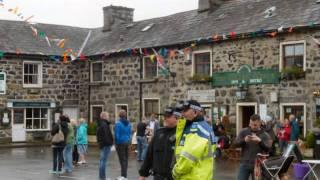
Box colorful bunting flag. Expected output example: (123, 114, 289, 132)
(213, 34, 220, 41)
(30, 26, 37, 36)
(268, 31, 277, 37)
(80, 54, 86, 61)
(277, 26, 284, 32)
(24, 15, 34, 22)
(39, 32, 46, 38)
(288, 27, 293, 33)
(0, 51, 4, 59)
(169, 50, 176, 59)
(45, 36, 51, 47)
(57, 39, 65, 48)
(230, 32, 236, 39)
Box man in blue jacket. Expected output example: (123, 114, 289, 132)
(114, 109, 132, 180)
(289, 114, 300, 142)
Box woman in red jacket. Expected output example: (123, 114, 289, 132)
(277, 118, 291, 153)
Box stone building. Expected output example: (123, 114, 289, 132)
(0, 0, 320, 142)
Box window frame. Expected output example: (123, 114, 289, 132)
(280, 103, 306, 137)
(90, 61, 103, 82)
(90, 105, 104, 123)
(279, 40, 306, 71)
(23, 61, 43, 88)
(143, 98, 160, 119)
(192, 50, 213, 77)
(143, 56, 158, 79)
(24, 108, 50, 131)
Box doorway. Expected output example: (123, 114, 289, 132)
(11, 109, 26, 142)
(236, 103, 257, 135)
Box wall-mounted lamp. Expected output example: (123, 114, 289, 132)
(236, 83, 248, 100)
(313, 90, 320, 97)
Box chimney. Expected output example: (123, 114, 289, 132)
(103, 5, 134, 32)
(198, 0, 224, 12)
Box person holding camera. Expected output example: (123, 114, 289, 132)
(235, 114, 271, 180)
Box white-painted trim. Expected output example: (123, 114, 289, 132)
(143, 98, 160, 119)
(23, 61, 43, 88)
(115, 104, 129, 120)
(279, 103, 306, 137)
(90, 105, 104, 123)
(236, 102, 258, 135)
(191, 50, 213, 76)
(279, 40, 306, 71)
(90, 61, 103, 82)
(143, 56, 158, 79)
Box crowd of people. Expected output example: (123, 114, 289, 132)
(50, 99, 303, 180)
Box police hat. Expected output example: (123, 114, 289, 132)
(163, 107, 175, 117)
(182, 100, 202, 111)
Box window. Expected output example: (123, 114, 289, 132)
(91, 62, 103, 82)
(90, 105, 103, 123)
(115, 104, 128, 120)
(26, 108, 48, 130)
(192, 51, 212, 76)
(143, 57, 158, 79)
(316, 105, 320, 121)
(23, 61, 42, 88)
(280, 103, 306, 137)
(280, 41, 306, 71)
(144, 99, 160, 118)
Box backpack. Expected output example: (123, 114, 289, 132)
(52, 124, 64, 143)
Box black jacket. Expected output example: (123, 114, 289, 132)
(51, 121, 68, 147)
(96, 119, 114, 149)
(139, 127, 176, 180)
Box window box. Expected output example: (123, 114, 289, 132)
(281, 67, 305, 80)
(188, 74, 212, 83)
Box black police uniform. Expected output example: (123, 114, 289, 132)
(139, 126, 176, 180)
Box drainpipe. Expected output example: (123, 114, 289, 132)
(88, 60, 91, 121)
(139, 54, 143, 122)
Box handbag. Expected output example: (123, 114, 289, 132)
(52, 124, 64, 143)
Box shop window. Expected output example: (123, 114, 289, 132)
(192, 51, 212, 76)
(91, 62, 103, 82)
(26, 108, 48, 130)
(90, 105, 103, 123)
(280, 41, 306, 71)
(23, 61, 42, 88)
(143, 56, 158, 79)
(144, 99, 160, 119)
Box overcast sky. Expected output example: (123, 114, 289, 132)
(0, 0, 198, 28)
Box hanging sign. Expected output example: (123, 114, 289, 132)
(0, 72, 6, 95)
(187, 90, 215, 102)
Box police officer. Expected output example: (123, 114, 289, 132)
(173, 100, 216, 180)
(139, 107, 181, 180)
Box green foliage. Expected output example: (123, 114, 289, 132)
(189, 74, 212, 82)
(281, 67, 305, 80)
(305, 131, 315, 148)
(87, 122, 97, 135)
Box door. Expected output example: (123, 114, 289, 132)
(236, 103, 257, 135)
(12, 109, 26, 142)
(63, 107, 79, 120)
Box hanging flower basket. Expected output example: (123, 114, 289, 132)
(189, 74, 212, 83)
(281, 67, 305, 80)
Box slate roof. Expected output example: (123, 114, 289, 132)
(0, 20, 90, 55)
(0, 0, 320, 56)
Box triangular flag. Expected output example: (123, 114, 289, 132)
(39, 32, 46, 38)
(80, 54, 86, 61)
(70, 54, 77, 61)
(213, 34, 220, 41)
(288, 27, 293, 33)
(57, 39, 65, 48)
(63, 53, 68, 63)
(150, 55, 155, 62)
(268, 31, 277, 37)
(230, 32, 236, 39)
(277, 26, 284, 32)
(45, 36, 51, 47)
(222, 34, 227, 40)
(30, 26, 37, 36)
(169, 50, 176, 59)
(0, 51, 4, 59)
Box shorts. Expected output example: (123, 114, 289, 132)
(77, 144, 88, 155)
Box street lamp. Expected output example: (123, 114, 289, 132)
(236, 83, 248, 100)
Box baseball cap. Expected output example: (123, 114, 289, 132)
(182, 100, 202, 111)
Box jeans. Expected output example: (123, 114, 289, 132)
(279, 140, 288, 153)
(53, 147, 64, 172)
(116, 144, 129, 178)
(136, 136, 148, 161)
(63, 144, 73, 172)
(99, 145, 112, 180)
(238, 163, 254, 180)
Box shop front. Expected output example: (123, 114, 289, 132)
(7, 100, 56, 142)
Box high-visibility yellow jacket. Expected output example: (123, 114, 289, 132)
(173, 116, 216, 180)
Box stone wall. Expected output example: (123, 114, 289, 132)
(85, 29, 320, 135)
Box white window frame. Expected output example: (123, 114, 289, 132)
(23, 61, 43, 88)
(91, 61, 103, 82)
(90, 105, 104, 123)
(143, 98, 160, 119)
(115, 104, 129, 120)
(143, 56, 158, 79)
(279, 40, 306, 71)
(192, 50, 213, 76)
(280, 103, 307, 137)
(24, 108, 50, 132)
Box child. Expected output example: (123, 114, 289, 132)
(77, 118, 88, 164)
(277, 119, 291, 153)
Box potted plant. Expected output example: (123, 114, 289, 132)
(87, 122, 97, 143)
(189, 74, 212, 83)
(281, 67, 305, 80)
